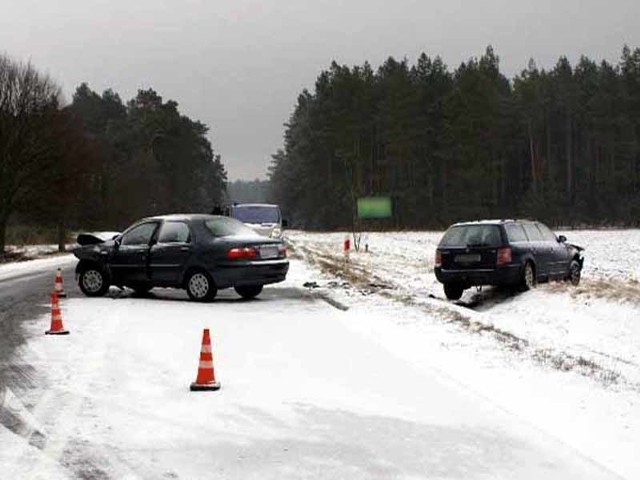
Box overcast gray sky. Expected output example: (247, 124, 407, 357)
(1, 0, 639, 180)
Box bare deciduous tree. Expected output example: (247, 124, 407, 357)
(0, 54, 62, 254)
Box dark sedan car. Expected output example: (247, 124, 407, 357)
(73, 214, 289, 301)
(434, 219, 584, 300)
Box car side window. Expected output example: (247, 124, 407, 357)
(121, 223, 158, 246)
(536, 223, 558, 242)
(505, 224, 528, 243)
(522, 223, 543, 242)
(158, 222, 191, 243)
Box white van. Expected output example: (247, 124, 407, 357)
(229, 203, 285, 238)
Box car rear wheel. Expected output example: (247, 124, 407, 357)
(234, 285, 263, 300)
(78, 267, 109, 297)
(443, 283, 464, 300)
(568, 260, 581, 286)
(521, 262, 536, 291)
(186, 270, 217, 302)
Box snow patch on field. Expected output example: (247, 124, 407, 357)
(287, 229, 640, 479)
(287, 229, 640, 387)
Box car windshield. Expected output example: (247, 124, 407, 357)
(439, 225, 502, 247)
(204, 216, 261, 237)
(231, 205, 280, 224)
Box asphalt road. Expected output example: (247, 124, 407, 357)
(0, 260, 76, 434)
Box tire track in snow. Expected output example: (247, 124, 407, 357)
(10, 302, 153, 479)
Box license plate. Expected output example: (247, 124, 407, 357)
(259, 245, 279, 259)
(455, 253, 481, 263)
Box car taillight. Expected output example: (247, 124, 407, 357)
(278, 245, 287, 258)
(497, 247, 512, 266)
(227, 247, 258, 260)
(435, 250, 442, 267)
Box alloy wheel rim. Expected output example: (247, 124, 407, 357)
(189, 273, 209, 298)
(83, 270, 103, 293)
(525, 265, 534, 287)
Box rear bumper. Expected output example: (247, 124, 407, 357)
(212, 259, 289, 288)
(434, 264, 521, 287)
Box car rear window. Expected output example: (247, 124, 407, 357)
(231, 205, 281, 224)
(204, 217, 259, 237)
(505, 223, 528, 243)
(439, 225, 502, 247)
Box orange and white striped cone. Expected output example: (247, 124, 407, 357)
(54, 268, 67, 298)
(46, 291, 69, 335)
(190, 328, 220, 391)
(343, 236, 351, 263)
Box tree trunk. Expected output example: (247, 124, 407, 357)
(566, 116, 573, 199)
(57, 220, 66, 253)
(0, 212, 8, 256)
(528, 120, 537, 194)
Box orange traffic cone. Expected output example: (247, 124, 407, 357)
(54, 268, 67, 298)
(46, 291, 69, 335)
(190, 328, 220, 391)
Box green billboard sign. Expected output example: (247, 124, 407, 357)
(357, 197, 392, 219)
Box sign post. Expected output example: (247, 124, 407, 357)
(354, 196, 393, 253)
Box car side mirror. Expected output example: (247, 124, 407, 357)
(282, 219, 289, 228)
(558, 235, 567, 243)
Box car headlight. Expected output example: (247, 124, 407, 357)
(271, 227, 282, 238)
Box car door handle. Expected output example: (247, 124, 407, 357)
(180, 246, 190, 252)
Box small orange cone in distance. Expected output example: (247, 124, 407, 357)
(54, 268, 67, 298)
(190, 328, 220, 391)
(46, 291, 69, 335)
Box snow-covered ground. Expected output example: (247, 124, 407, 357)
(287, 229, 640, 385)
(1, 230, 639, 478)
(0, 254, 76, 282)
(286, 229, 640, 479)
(3, 244, 67, 260)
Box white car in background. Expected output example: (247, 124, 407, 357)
(229, 203, 285, 238)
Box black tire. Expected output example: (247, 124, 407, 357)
(78, 267, 110, 297)
(568, 260, 582, 286)
(443, 283, 464, 300)
(521, 261, 536, 291)
(185, 270, 217, 302)
(234, 285, 263, 300)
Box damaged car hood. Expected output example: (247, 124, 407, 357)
(76, 231, 120, 246)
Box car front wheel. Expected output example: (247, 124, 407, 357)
(185, 270, 217, 302)
(78, 267, 110, 297)
(568, 260, 581, 286)
(235, 285, 263, 300)
(443, 283, 464, 300)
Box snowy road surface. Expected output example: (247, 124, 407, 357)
(0, 255, 76, 405)
(0, 254, 629, 479)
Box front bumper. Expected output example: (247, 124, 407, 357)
(434, 264, 521, 287)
